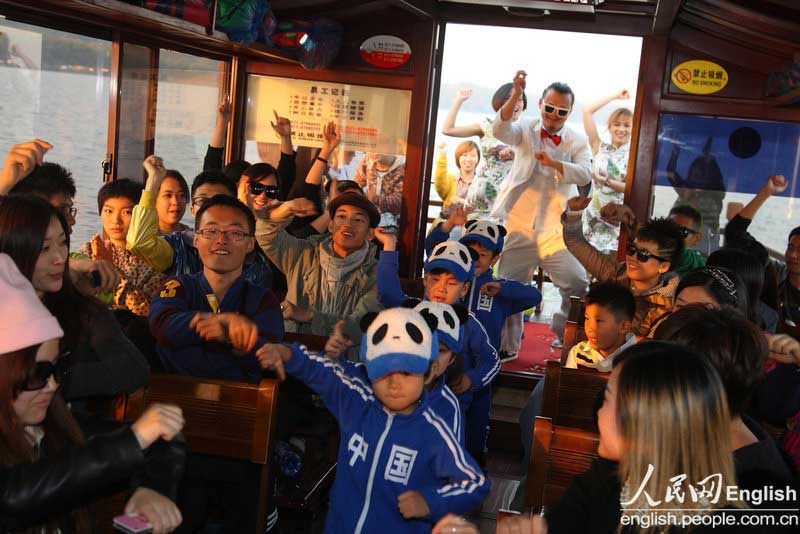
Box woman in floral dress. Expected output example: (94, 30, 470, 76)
(440, 85, 526, 219)
(581, 90, 633, 255)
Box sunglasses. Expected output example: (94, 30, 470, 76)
(248, 183, 281, 199)
(625, 241, 669, 263)
(543, 103, 571, 117)
(18, 353, 71, 393)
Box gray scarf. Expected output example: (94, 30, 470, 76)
(318, 239, 370, 314)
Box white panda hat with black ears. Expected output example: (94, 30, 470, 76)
(460, 220, 507, 254)
(359, 308, 439, 381)
(410, 300, 469, 354)
(424, 240, 477, 282)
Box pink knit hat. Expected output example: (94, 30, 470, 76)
(0, 253, 63, 354)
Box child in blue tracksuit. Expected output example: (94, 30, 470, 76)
(425, 218, 542, 462)
(374, 228, 500, 463)
(256, 307, 489, 533)
(323, 299, 469, 444)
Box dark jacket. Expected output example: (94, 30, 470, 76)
(149, 271, 284, 382)
(0, 414, 185, 533)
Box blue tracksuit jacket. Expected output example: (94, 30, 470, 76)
(283, 343, 489, 532)
(334, 357, 465, 445)
(425, 222, 542, 351)
(377, 251, 500, 397)
(149, 272, 284, 382)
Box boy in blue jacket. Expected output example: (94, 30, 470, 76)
(424, 216, 541, 463)
(150, 195, 284, 382)
(324, 299, 469, 444)
(374, 228, 499, 462)
(256, 307, 490, 533)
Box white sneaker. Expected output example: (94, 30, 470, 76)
(550, 338, 563, 349)
(499, 351, 518, 363)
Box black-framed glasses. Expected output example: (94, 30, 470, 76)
(625, 241, 669, 263)
(19, 352, 71, 392)
(191, 197, 210, 208)
(196, 228, 253, 242)
(543, 103, 571, 117)
(248, 183, 281, 199)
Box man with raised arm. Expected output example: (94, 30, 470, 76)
(491, 70, 592, 356)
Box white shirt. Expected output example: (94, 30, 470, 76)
(491, 112, 592, 235)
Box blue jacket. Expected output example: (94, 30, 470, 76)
(336, 357, 465, 445)
(378, 251, 500, 393)
(164, 230, 273, 289)
(149, 272, 284, 382)
(425, 223, 542, 350)
(283, 344, 489, 532)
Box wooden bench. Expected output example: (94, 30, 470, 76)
(560, 295, 586, 365)
(283, 332, 328, 351)
(541, 360, 609, 433)
(525, 416, 599, 514)
(124, 374, 280, 534)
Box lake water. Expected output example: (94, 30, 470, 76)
(0, 68, 796, 255)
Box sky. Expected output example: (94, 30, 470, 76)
(438, 23, 643, 127)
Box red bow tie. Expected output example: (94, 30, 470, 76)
(541, 129, 562, 146)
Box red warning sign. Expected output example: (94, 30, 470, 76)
(360, 35, 411, 69)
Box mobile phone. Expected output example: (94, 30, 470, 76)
(113, 514, 152, 534)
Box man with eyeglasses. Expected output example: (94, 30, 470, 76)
(150, 194, 283, 380)
(126, 156, 273, 290)
(490, 70, 592, 355)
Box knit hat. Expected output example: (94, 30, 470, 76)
(460, 220, 507, 254)
(0, 253, 63, 354)
(424, 241, 476, 282)
(413, 300, 468, 353)
(359, 308, 439, 381)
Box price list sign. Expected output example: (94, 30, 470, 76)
(245, 75, 411, 155)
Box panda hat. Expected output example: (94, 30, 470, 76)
(359, 308, 439, 381)
(406, 299, 469, 354)
(460, 220, 507, 254)
(424, 240, 477, 282)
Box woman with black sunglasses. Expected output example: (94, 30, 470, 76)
(0, 252, 186, 533)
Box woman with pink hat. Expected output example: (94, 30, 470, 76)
(0, 252, 185, 533)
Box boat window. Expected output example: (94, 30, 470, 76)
(652, 113, 800, 257)
(0, 18, 111, 246)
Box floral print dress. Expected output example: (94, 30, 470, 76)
(582, 141, 630, 255)
(464, 117, 514, 218)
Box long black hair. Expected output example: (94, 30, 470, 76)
(0, 195, 103, 353)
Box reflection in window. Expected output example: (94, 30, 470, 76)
(653, 114, 800, 255)
(155, 49, 222, 188)
(0, 18, 110, 246)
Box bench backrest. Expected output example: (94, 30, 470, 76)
(525, 416, 599, 513)
(560, 296, 586, 365)
(541, 360, 609, 432)
(283, 332, 328, 352)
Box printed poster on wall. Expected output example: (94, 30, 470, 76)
(245, 75, 411, 155)
(245, 75, 412, 231)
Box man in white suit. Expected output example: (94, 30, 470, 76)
(492, 70, 592, 358)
